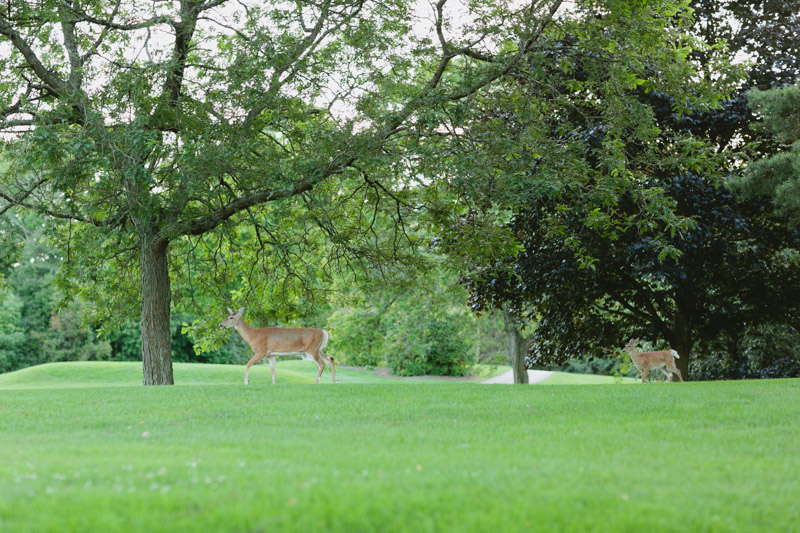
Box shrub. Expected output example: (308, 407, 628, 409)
(385, 307, 475, 377)
(327, 308, 385, 367)
(692, 324, 800, 380)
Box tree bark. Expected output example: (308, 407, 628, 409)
(672, 336, 692, 382)
(671, 312, 693, 381)
(502, 308, 529, 384)
(140, 231, 174, 386)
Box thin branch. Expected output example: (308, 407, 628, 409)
(58, 1, 173, 31)
(0, 18, 68, 97)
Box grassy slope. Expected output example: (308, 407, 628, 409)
(1, 364, 798, 532)
(0, 362, 625, 389)
(0, 361, 394, 388)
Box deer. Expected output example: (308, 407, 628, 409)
(219, 307, 337, 385)
(623, 338, 684, 383)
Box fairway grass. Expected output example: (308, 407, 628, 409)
(0, 361, 399, 388)
(1, 367, 798, 531)
(0, 361, 627, 389)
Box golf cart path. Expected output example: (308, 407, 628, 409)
(481, 369, 552, 384)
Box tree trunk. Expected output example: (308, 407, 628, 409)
(673, 337, 692, 382)
(140, 232, 174, 386)
(502, 308, 529, 384)
(671, 313, 693, 381)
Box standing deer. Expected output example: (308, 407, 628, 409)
(623, 338, 684, 383)
(219, 307, 337, 385)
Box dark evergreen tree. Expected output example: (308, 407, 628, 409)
(463, 174, 800, 380)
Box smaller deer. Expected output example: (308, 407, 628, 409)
(219, 307, 337, 385)
(623, 338, 684, 383)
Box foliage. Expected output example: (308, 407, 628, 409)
(734, 83, 800, 224)
(692, 324, 800, 381)
(428, 0, 742, 380)
(672, 2, 800, 223)
(426, 0, 739, 273)
(0, 211, 248, 373)
(431, 0, 800, 383)
(2, 376, 800, 531)
(0, 291, 26, 373)
(41, 303, 112, 363)
(554, 353, 633, 378)
(464, 174, 800, 379)
(328, 267, 481, 375)
(384, 302, 474, 377)
(327, 308, 386, 367)
(107, 315, 248, 366)
(0, 210, 60, 371)
(637, 0, 800, 156)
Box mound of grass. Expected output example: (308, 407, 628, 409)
(0, 361, 404, 389)
(1, 372, 798, 531)
(0, 361, 508, 389)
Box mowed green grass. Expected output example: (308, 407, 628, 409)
(0, 360, 402, 388)
(0, 361, 629, 389)
(1, 364, 798, 532)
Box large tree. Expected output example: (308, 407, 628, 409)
(0, 0, 567, 384)
(463, 174, 800, 380)
(426, 0, 738, 381)
(434, 0, 800, 382)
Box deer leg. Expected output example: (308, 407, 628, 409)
(269, 355, 277, 385)
(665, 360, 683, 382)
(322, 352, 337, 384)
(313, 356, 325, 385)
(662, 368, 673, 381)
(641, 368, 648, 383)
(244, 353, 265, 385)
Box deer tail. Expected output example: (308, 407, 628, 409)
(670, 349, 680, 359)
(321, 329, 330, 352)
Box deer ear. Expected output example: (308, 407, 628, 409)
(237, 306, 245, 315)
(227, 308, 234, 315)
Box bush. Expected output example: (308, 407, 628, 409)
(327, 308, 385, 366)
(692, 324, 800, 380)
(385, 307, 475, 377)
(43, 305, 112, 362)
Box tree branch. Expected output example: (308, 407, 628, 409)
(0, 17, 68, 97)
(57, 1, 172, 31)
(164, 166, 346, 239)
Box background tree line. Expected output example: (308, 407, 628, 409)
(0, 208, 508, 375)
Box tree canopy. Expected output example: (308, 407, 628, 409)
(734, 82, 800, 224)
(463, 173, 800, 380)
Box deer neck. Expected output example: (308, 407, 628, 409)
(234, 319, 259, 348)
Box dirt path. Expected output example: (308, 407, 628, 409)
(480, 369, 552, 384)
(340, 366, 553, 384)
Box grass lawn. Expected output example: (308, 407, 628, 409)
(1, 363, 798, 532)
(0, 361, 518, 389)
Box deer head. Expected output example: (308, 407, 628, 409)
(219, 306, 245, 328)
